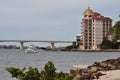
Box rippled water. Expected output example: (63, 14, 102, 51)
(0, 49, 120, 80)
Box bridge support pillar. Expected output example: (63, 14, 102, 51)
(51, 43, 55, 49)
(20, 42, 24, 50)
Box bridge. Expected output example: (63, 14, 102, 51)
(0, 40, 75, 49)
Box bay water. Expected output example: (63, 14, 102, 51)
(0, 49, 120, 80)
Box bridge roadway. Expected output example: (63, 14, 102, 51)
(0, 40, 75, 49)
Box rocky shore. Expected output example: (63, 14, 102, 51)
(70, 57, 120, 80)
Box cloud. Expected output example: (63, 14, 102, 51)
(0, 0, 119, 46)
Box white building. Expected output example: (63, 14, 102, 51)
(79, 7, 112, 50)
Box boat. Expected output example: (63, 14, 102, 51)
(25, 45, 37, 53)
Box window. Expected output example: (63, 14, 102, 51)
(84, 15, 87, 17)
(89, 23, 92, 26)
(89, 15, 92, 17)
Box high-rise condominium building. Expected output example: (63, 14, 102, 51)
(79, 7, 112, 50)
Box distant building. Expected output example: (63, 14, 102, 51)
(76, 34, 81, 46)
(79, 7, 112, 50)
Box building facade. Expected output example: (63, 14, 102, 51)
(79, 7, 112, 50)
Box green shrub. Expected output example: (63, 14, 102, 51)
(6, 61, 73, 80)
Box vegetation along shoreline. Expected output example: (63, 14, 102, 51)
(6, 57, 120, 80)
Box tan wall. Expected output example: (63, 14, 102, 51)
(78, 45, 100, 50)
(91, 45, 100, 50)
(79, 45, 84, 50)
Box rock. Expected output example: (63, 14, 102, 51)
(88, 57, 120, 71)
(71, 57, 120, 80)
(73, 74, 81, 80)
(70, 68, 82, 75)
(70, 69, 77, 75)
(89, 67, 98, 73)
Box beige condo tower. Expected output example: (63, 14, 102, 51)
(79, 7, 112, 50)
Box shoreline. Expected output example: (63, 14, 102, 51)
(41, 47, 120, 52)
(70, 57, 120, 80)
(98, 70, 120, 80)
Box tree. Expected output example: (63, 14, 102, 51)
(40, 61, 73, 80)
(40, 61, 56, 80)
(6, 67, 25, 79)
(113, 20, 120, 40)
(100, 20, 120, 49)
(100, 38, 112, 49)
(66, 41, 77, 50)
(6, 61, 73, 80)
(22, 67, 40, 80)
(55, 72, 73, 80)
(100, 37, 118, 49)
(6, 66, 40, 80)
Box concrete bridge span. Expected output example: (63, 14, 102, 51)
(0, 40, 75, 49)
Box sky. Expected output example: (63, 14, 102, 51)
(0, 0, 120, 47)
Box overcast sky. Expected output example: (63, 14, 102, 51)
(0, 0, 120, 46)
